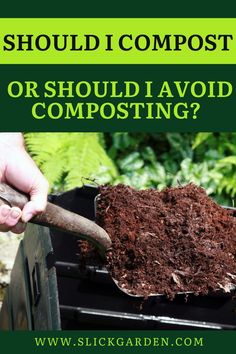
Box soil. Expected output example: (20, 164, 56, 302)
(95, 183, 236, 298)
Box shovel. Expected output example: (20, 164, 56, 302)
(0, 183, 148, 297)
(0, 183, 111, 255)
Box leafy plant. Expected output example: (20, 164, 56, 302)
(192, 133, 236, 201)
(172, 157, 223, 195)
(24, 133, 117, 191)
(192, 132, 212, 149)
(24, 132, 236, 206)
(107, 133, 195, 190)
(113, 147, 171, 190)
(106, 132, 236, 205)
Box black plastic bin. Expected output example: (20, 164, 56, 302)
(0, 186, 236, 330)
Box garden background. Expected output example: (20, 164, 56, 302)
(1, 131, 236, 307)
(24, 132, 236, 205)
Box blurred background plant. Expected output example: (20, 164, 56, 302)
(24, 132, 236, 206)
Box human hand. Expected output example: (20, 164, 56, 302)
(0, 133, 49, 233)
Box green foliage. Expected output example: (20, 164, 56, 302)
(192, 132, 212, 149)
(220, 156, 236, 166)
(105, 132, 236, 205)
(114, 147, 170, 190)
(24, 133, 117, 191)
(24, 132, 236, 206)
(109, 133, 195, 190)
(172, 158, 223, 195)
(192, 133, 236, 201)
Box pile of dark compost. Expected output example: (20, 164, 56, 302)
(96, 183, 236, 298)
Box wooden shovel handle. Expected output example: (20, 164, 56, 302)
(0, 183, 111, 254)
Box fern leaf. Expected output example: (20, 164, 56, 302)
(24, 132, 117, 191)
(65, 133, 117, 189)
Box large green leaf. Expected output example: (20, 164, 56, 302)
(192, 132, 212, 149)
(219, 156, 236, 166)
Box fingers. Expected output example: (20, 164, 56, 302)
(0, 204, 25, 234)
(0, 139, 49, 225)
(22, 178, 49, 223)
